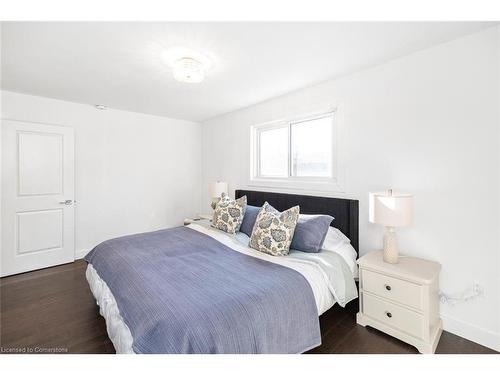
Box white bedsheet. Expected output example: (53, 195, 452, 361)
(86, 264, 134, 354)
(86, 223, 357, 353)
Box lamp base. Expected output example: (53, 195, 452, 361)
(383, 227, 399, 264)
(211, 197, 221, 210)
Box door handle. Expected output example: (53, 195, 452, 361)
(58, 199, 73, 205)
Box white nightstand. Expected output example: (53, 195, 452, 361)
(198, 213, 213, 220)
(356, 250, 442, 354)
(183, 214, 212, 226)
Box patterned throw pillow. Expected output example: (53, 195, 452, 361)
(212, 193, 247, 234)
(249, 202, 300, 256)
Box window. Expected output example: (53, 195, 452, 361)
(290, 115, 332, 177)
(259, 126, 288, 177)
(252, 111, 338, 188)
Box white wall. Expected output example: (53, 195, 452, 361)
(1, 90, 202, 258)
(202, 27, 500, 350)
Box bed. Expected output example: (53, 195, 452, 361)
(85, 190, 359, 354)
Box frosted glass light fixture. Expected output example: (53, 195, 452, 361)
(369, 189, 413, 264)
(172, 57, 205, 83)
(163, 47, 213, 84)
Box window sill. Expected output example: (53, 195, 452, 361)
(248, 178, 345, 195)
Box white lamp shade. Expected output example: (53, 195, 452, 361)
(208, 181, 228, 198)
(369, 191, 413, 227)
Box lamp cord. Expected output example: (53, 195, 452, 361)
(439, 283, 484, 306)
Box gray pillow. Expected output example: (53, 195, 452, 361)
(240, 205, 260, 236)
(290, 214, 334, 253)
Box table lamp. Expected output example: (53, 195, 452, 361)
(369, 189, 413, 264)
(208, 181, 228, 210)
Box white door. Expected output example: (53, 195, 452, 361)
(1, 120, 75, 276)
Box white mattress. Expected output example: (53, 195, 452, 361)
(86, 223, 356, 353)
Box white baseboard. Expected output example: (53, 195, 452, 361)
(75, 248, 91, 260)
(442, 314, 500, 352)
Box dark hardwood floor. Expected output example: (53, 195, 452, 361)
(0, 260, 496, 354)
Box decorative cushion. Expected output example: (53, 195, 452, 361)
(290, 214, 334, 253)
(249, 202, 300, 256)
(212, 193, 247, 234)
(239, 205, 260, 237)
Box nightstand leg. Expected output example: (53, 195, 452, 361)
(356, 312, 367, 327)
(417, 323, 443, 354)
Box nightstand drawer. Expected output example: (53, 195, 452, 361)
(363, 293, 424, 339)
(362, 269, 422, 310)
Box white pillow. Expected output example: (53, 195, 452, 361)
(321, 227, 358, 278)
(322, 227, 351, 251)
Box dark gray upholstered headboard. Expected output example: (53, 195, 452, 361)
(235, 189, 359, 255)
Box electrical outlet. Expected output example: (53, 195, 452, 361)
(473, 281, 484, 297)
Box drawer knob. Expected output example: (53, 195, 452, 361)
(385, 284, 392, 291)
(386, 312, 392, 318)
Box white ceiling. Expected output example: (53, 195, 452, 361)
(1, 22, 496, 122)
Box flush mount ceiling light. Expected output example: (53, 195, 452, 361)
(162, 47, 213, 83)
(172, 57, 205, 83)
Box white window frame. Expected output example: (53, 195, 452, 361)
(249, 108, 344, 193)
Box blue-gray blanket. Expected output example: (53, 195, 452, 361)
(85, 227, 321, 354)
